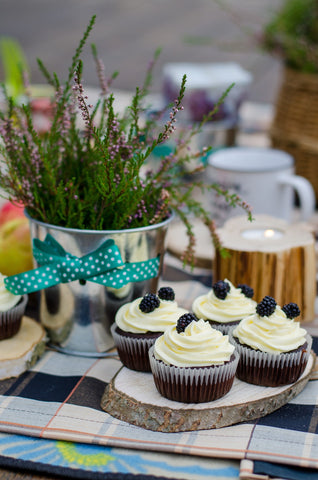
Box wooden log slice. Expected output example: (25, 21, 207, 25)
(0, 316, 46, 380)
(101, 351, 315, 433)
(213, 215, 316, 322)
(167, 218, 214, 269)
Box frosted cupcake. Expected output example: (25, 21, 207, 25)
(192, 279, 257, 334)
(0, 273, 28, 340)
(111, 287, 188, 372)
(229, 296, 312, 386)
(149, 314, 239, 403)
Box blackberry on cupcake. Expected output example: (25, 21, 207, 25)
(176, 313, 198, 333)
(192, 279, 256, 334)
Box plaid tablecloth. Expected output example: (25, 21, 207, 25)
(0, 257, 317, 479)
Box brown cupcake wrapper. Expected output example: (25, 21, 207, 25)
(229, 330, 312, 386)
(149, 346, 239, 403)
(111, 323, 162, 372)
(0, 294, 28, 340)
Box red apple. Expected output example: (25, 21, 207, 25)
(0, 217, 33, 276)
(0, 201, 26, 226)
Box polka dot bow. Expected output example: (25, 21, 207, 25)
(4, 234, 160, 295)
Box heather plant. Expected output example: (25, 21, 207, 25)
(0, 15, 251, 264)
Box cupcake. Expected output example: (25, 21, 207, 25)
(192, 279, 257, 334)
(111, 286, 188, 372)
(229, 296, 312, 387)
(0, 273, 28, 340)
(149, 313, 239, 403)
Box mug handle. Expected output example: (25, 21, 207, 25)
(278, 174, 316, 221)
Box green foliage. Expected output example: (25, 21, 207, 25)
(0, 36, 29, 98)
(0, 15, 252, 264)
(262, 0, 318, 73)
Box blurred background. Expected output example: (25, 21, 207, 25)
(0, 0, 283, 104)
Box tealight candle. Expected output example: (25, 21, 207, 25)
(241, 228, 284, 240)
(214, 214, 316, 322)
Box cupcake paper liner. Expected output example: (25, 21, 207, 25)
(229, 330, 312, 386)
(0, 294, 28, 340)
(207, 320, 240, 335)
(149, 346, 239, 403)
(111, 323, 162, 372)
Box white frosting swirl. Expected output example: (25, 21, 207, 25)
(232, 306, 307, 354)
(154, 318, 235, 367)
(115, 297, 188, 333)
(0, 274, 21, 311)
(192, 279, 256, 324)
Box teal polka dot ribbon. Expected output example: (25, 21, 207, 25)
(4, 234, 160, 295)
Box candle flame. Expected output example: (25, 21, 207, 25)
(264, 229, 275, 238)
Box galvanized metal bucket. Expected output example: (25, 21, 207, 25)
(28, 215, 172, 357)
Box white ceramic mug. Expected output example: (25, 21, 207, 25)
(207, 147, 315, 225)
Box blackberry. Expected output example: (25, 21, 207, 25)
(256, 296, 277, 317)
(176, 313, 198, 333)
(282, 302, 301, 319)
(237, 284, 254, 299)
(212, 280, 230, 300)
(139, 293, 160, 313)
(158, 286, 175, 301)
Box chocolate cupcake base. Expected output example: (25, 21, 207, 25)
(111, 324, 163, 372)
(229, 332, 313, 387)
(149, 347, 239, 403)
(0, 295, 28, 340)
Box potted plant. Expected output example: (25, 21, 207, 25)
(259, 0, 318, 202)
(0, 16, 251, 356)
(260, 0, 318, 74)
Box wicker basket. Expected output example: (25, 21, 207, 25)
(270, 68, 318, 202)
(271, 132, 318, 201)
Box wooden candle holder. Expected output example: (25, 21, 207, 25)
(213, 215, 316, 322)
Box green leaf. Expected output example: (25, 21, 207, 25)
(0, 37, 29, 98)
